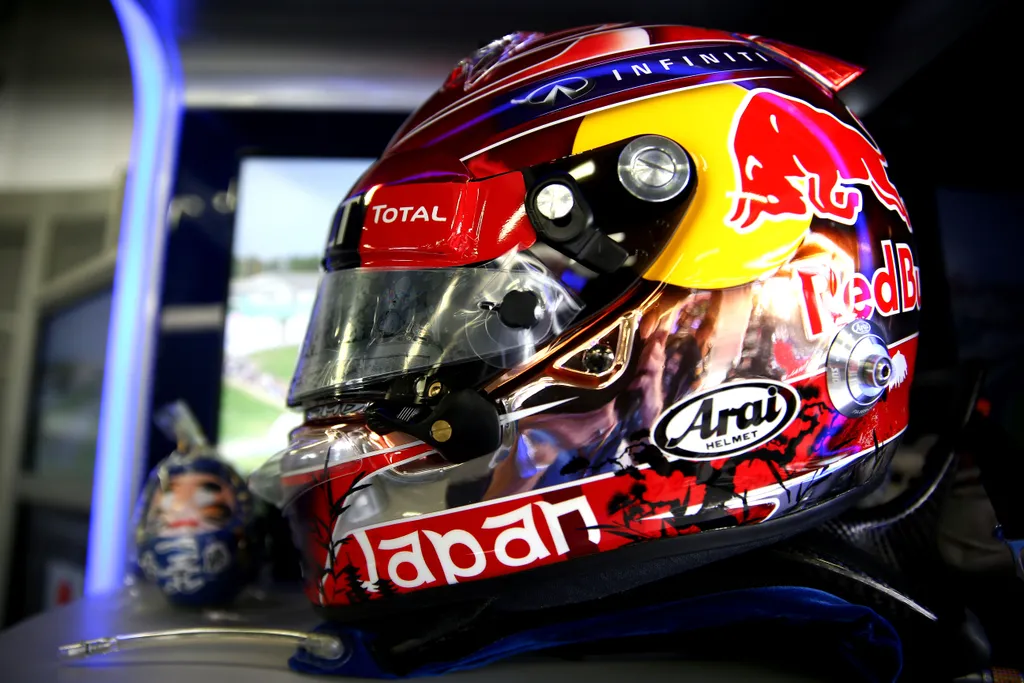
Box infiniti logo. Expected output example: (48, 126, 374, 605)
(514, 77, 595, 106)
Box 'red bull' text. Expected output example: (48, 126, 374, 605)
(796, 240, 920, 339)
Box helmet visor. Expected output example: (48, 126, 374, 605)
(288, 251, 581, 405)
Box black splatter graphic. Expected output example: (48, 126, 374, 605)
(337, 557, 371, 604)
(374, 578, 400, 599)
(578, 382, 870, 542)
(559, 456, 590, 476)
(306, 454, 375, 603)
(631, 444, 674, 477)
(721, 383, 847, 507)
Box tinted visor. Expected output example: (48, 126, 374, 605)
(288, 252, 581, 405)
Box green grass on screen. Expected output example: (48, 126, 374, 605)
(218, 384, 283, 442)
(248, 345, 301, 383)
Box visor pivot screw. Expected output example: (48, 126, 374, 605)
(826, 319, 893, 417)
(862, 355, 893, 389)
(534, 182, 575, 221)
(431, 420, 453, 443)
(583, 344, 616, 374)
(427, 381, 444, 398)
(617, 135, 691, 202)
(631, 148, 675, 188)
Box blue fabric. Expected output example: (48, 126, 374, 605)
(289, 586, 902, 681)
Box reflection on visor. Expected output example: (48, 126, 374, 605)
(247, 423, 439, 510)
(288, 252, 581, 405)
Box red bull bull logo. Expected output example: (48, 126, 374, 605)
(725, 88, 910, 233)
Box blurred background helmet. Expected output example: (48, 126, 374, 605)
(250, 23, 920, 621)
(135, 452, 260, 606)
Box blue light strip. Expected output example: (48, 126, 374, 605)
(86, 0, 182, 596)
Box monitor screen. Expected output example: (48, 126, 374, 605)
(24, 289, 112, 480)
(219, 157, 374, 475)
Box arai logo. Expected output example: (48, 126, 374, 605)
(652, 380, 801, 460)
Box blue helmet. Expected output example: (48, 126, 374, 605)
(134, 452, 260, 606)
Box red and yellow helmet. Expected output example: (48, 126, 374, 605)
(250, 24, 920, 621)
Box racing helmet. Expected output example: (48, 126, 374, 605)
(135, 452, 260, 606)
(250, 24, 920, 621)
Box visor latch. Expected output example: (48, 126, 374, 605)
(367, 389, 503, 464)
(526, 174, 629, 274)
